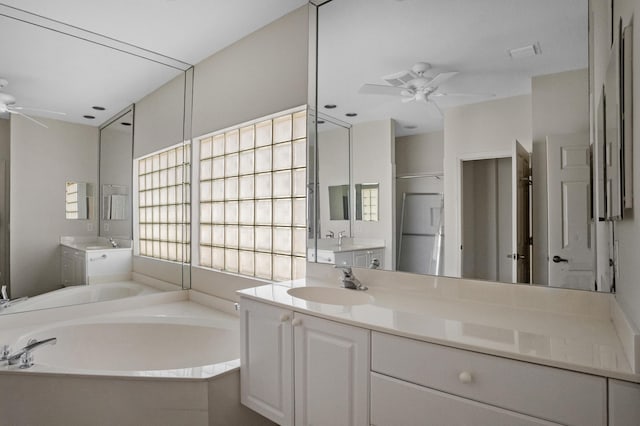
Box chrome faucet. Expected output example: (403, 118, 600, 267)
(108, 237, 118, 248)
(7, 337, 57, 369)
(338, 231, 346, 247)
(0, 285, 28, 309)
(325, 230, 335, 239)
(335, 265, 367, 290)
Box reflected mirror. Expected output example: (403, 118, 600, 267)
(0, 8, 190, 314)
(312, 0, 608, 291)
(65, 181, 93, 220)
(328, 185, 350, 220)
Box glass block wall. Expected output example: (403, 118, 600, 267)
(198, 108, 307, 281)
(137, 144, 191, 262)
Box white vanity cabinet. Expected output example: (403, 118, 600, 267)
(61, 246, 87, 286)
(239, 297, 369, 426)
(608, 379, 640, 425)
(60, 246, 132, 286)
(371, 332, 607, 426)
(334, 248, 384, 269)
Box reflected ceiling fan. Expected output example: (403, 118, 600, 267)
(358, 62, 493, 115)
(0, 78, 65, 128)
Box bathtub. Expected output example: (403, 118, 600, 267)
(1, 281, 159, 314)
(0, 292, 272, 426)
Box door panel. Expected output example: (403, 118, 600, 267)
(546, 134, 593, 290)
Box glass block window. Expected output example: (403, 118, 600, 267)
(65, 181, 79, 219)
(360, 185, 379, 221)
(136, 144, 191, 262)
(198, 108, 307, 282)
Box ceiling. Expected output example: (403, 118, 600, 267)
(0, 0, 307, 125)
(316, 0, 588, 136)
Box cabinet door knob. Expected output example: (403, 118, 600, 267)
(279, 313, 290, 322)
(291, 318, 302, 326)
(458, 371, 473, 384)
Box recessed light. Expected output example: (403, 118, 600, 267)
(324, 104, 337, 109)
(92, 106, 106, 111)
(121, 122, 132, 126)
(83, 115, 95, 120)
(345, 112, 357, 117)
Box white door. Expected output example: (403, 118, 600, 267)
(240, 298, 294, 426)
(293, 312, 369, 426)
(512, 141, 531, 283)
(546, 134, 593, 290)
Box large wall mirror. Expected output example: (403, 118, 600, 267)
(0, 6, 191, 314)
(310, 0, 611, 292)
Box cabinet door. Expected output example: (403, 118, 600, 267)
(609, 379, 640, 425)
(334, 251, 353, 266)
(240, 298, 293, 426)
(352, 251, 369, 268)
(293, 312, 369, 426)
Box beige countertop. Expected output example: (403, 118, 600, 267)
(238, 275, 639, 383)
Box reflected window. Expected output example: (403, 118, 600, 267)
(197, 108, 307, 282)
(135, 143, 191, 262)
(356, 183, 379, 221)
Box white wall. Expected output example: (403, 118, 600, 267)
(134, 73, 186, 159)
(531, 69, 589, 286)
(192, 6, 309, 138)
(443, 95, 532, 278)
(597, 0, 640, 329)
(10, 116, 99, 297)
(352, 119, 395, 268)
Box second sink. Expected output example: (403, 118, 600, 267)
(287, 286, 373, 306)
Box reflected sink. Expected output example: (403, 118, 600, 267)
(85, 245, 112, 250)
(287, 287, 373, 305)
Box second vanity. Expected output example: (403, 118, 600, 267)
(238, 271, 640, 426)
(60, 236, 133, 286)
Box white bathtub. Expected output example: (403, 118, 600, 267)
(0, 294, 271, 425)
(16, 304, 239, 374)
(1, 281, 159, 314)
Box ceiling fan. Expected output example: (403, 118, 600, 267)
(358, 62, 492, 115)
(0, 78, 65, 128)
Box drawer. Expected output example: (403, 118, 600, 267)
(371, 373, 560, 426)
(371, 332, 606, 426)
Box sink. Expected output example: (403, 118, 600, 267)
(85, 245, 112, 250)
(287, 287, 373, 305)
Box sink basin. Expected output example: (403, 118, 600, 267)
(287, 287, 373, 305)
(85, 245, 112, 250)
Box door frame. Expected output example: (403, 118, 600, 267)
(456, 150, 510, 278)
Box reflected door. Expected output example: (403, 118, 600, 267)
(546, 134, 593, 290)
(512, 141, 531, 283)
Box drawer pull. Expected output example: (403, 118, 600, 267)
(292, 318, 302, 326)
(279, 313, 290, 322)
(458, 371, 473, 384)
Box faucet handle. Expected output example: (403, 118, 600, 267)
(338, 231, 346, 237)
(1, 344, 10, 361)
(1, 285, 7, 300)
(335, 264, 353, 276)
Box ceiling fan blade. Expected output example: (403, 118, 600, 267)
(432, 92, 496, 98)
(426, 71, 459, 88)
(358, 84, 406, 96)
(9, 110, 48, 128)
(11, 105, 66, 116)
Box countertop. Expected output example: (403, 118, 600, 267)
(238, 277, 639, 383)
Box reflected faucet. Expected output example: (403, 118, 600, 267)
(0, 285, 28, 309)
(7, 337, 57, 369)
(325, 230, 335, 239)
(338, 231, 346, 247)
(335, 265, 367, 291)
(108, 237, 118, 248)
